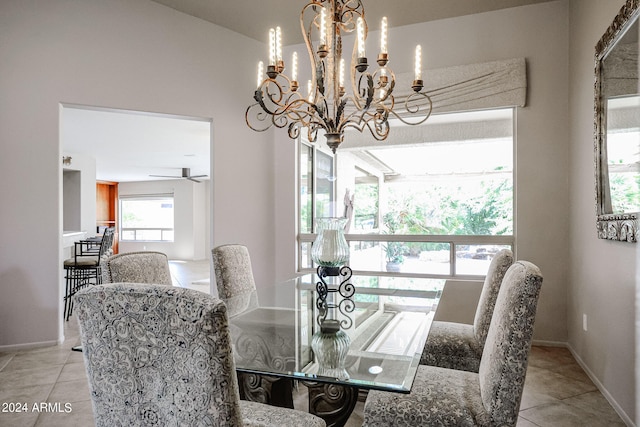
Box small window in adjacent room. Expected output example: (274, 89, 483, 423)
(120, 195, 174, 242)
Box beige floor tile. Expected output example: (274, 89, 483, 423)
(0, 409, 40, 427)
(47, 378, 91, 404)
(34, 400, 95, 427)
(57, 362, 88, 383)
(516, 416, 540, 427)
(3, 348, 70, 372)
(0, 382, 54, 406)
(0, 352, 15, 371)
(65, 349, 85, 365)
(519, 386, 561, 411)
(528, 346, 576, 369)
(562, 391, 626, 426)
(0, 365, 63, 389)
(523, 365, 597, 400)
(519, 401, 617, 427)
(0, 383, 55, 427)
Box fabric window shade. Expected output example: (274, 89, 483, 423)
(394, 57, 527, 114)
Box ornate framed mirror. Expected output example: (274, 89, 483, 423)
(594, 0, 640, 242)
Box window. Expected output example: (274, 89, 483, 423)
(299, 139, 336, 269)
(298, 108, 514, 280)
(120, 194, 174, 242)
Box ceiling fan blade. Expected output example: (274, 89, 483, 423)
(187, 177, 201, 183)
(188, 175, 208, 178)
(149, 174, 180, 178)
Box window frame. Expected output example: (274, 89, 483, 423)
(119, 193, 175, 243)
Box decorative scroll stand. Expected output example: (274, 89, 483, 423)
(315, 265, 356, 329)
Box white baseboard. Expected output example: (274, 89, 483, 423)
(531, 339, 567, 347)
(0, 339, 60, 352)
(562, 343, 635, 427)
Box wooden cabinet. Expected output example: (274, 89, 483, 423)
(96, 181, 118, 254)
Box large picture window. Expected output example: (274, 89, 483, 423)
(120, 194, 174, 242)
(298, 108, 514, 280)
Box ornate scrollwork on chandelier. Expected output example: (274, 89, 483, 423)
(246, 0, 433, 152)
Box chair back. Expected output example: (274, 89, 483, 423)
(478, 260, 543, 426)
(212, 245, 257, 300)
(75, 283, 244, 426)
(472, 249, 514, 348)
(103, 251, 173, 285)
(101, 227, 115, 256)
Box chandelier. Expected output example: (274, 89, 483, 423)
(245, 0, 433, 153)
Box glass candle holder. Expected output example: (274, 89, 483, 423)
(311, 217, 349, 267)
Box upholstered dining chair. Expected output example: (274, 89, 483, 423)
(363, 260, 543, 427)
(102, 251, 173, 285)
(420, 248, 514, 372)
(212, 244, 294, 408)
(212, 244, 258, 311)
(212, 245, 255, 296)
(75, 283, 326, 427)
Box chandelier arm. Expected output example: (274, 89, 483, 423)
(341, 115, 389, 141)
(387, 92, 434, 125)
(245, 103, 274, 132)
(301, 1, 322, 107)
(338, 0, 364, 33)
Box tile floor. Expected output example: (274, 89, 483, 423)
(0, 260, 626, 426)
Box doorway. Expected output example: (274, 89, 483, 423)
(59, 104, 214, 284)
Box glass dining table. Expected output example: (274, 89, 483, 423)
(226, 271, 442, 427)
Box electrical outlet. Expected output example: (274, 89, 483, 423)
(583, 314, 588, 332)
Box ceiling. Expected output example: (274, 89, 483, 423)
(150, 0, 556, 43)
(62, 106, 211, 183)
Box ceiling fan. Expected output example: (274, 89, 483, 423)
(150, 167, 208, 183)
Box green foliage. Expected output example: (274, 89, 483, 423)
(384, 179, 512, 239)
(382, 212, 408, 263)
(609, 172, 640, 213)
(354, 183, 379, 230)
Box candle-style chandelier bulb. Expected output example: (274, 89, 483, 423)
(256, 61, 264, 89)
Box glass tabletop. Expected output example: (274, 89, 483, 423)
(227, 273, 441, 393)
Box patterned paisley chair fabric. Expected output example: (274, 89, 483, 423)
(75, 283, 326, 427)
(364, 260, 543, 427)
(420, 249, 514, 372)
(102, 251, 173, 286)
(212, 244, 259, 316)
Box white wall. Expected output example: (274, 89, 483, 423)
(275, 1, 571, 342)
(568, 0, 636, 422)
(0, 0, 274, 348)
(118, 179, 208, 260)
(62, 151, 97, 236)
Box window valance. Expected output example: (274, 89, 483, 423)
(393, 57, 527, 114)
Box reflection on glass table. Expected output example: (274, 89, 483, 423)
(227, 273, 440, 426)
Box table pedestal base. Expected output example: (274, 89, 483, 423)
(303, 381, 359, 427)
(237, 372, 294, 409)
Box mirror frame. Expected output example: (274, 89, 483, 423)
(594, 0, 639, 242)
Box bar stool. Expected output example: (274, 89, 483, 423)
(63, 228, 114, 321)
